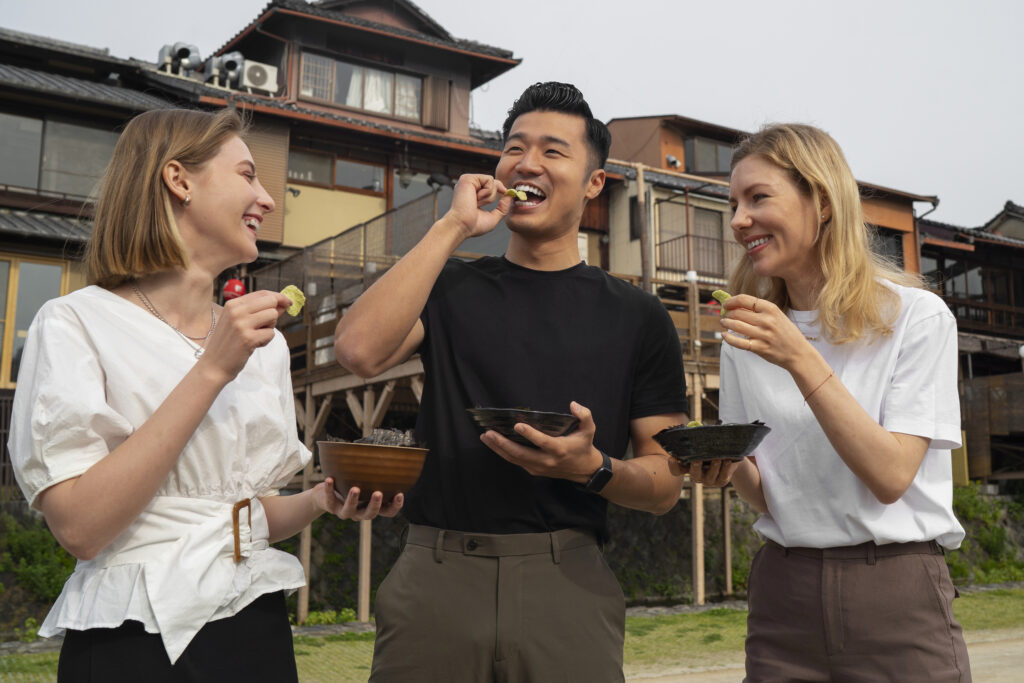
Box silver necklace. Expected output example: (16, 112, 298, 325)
(131, 282, 217, 359)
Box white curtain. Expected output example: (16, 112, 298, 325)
(363, 68, 393, 114)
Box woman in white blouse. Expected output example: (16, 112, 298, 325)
(690, 124, 971, 681)
(9, 108, 402, 681)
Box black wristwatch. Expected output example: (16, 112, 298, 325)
(584, 450, 614, 494)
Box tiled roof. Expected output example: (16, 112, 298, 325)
(0, 209, 91, 244)
(141, 69, 504, 153)
(0, 26, 135, 65)
(0, 62, 173, 111)
(920, 216, 1024, 249)
(216, 1, 516, 62)
(607, 162, 730, 199)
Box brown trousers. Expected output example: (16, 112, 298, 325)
(370, 524, 625, 683)
(745, 539, 971, 682)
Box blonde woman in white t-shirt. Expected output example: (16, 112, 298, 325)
(689, 123, 971, 681)
(9, 108, 402, 682)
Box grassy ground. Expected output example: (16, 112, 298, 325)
(2, 588, 1022, 682)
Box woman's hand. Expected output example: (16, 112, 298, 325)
(198, 290, 290, 383)
(718, 294, 815, 371)
(315, 478, 405, 521)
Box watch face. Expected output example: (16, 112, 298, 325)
(586, 463, 613, 493)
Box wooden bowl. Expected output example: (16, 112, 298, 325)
(653, 422, 771, 464)
(317, 441, 427, 503)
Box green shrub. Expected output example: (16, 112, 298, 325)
(304, 608, 357, 625)
(13, 616, 40, 643)
(0, 513, 75, 603)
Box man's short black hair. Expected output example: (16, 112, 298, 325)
(501, 82, 611, 171)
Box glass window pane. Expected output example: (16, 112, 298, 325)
(10, 261, 62, 382)
(0, 113, 42, 189)
(335, 61, 363, 108)
(716, 144, 733, 173)
(920, 254, 939, 290)
(394, 74, 421, 120)
(943, 258, 964, 298)
(300, 53, 334, 100)
(287, 149, 332, 185)
(966, 263, 984, 299)
(39, 121, 118, 198)
(362, 68, 393, 114)
(695, 139, 716, 173)
(336, 158, 384, 192)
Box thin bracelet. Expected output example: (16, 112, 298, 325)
(803, 369, 835, 404)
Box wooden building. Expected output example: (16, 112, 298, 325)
(919, 202, 1024, 484)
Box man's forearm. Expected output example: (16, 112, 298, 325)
(334, 216, 464, 375)
(601, 454, 682, 515)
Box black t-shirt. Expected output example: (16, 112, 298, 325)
(405, 256, 686, 539)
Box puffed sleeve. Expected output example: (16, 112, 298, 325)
(259, 331, 312, 496)
(881, 292, 962, 450)
(8, 299, 133, 509)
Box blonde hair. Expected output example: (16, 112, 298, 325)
(86, 108, 247, 288)
(728, 123, 920, 344)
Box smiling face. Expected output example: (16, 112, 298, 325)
(495, 110, 604, 237)
(177, 135, 274, 268)
(729, 154, 825, 288)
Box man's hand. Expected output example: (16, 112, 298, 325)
(440, 174, 514, 241)
(480, 401, 603, 483)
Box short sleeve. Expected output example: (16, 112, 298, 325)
(882, 299, 961, 450)
(261, 332, 312, 496)
(629, 296, 687, 419)
(8, 300, 133, 508)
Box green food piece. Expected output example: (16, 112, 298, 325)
(711, 289, 732, 304)
(686, 420, 703, 427)
(281, 285, 306, 316)
(504, 188, 528, 201)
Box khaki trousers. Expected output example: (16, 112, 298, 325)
(370, 524, 625, 683)
(745, 539, 971, 682)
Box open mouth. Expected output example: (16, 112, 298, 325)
(746, 235, 771, 251)
(511, 184, 546, 207)
(243, 216, 261, 232)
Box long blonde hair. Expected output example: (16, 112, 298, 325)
(86, 108, 247, 288)
(728, 123, 920, 344)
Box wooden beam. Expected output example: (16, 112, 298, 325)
(410, 374, 424, 404)
(690, 371, 705, 606)
(298, 387, 315, 624)
(294, 397, 305, 430)
(358, 386, 375, 623)
(312, 357, 424, 396)
(369, 381, 397, 431)
(346, 390, 364, 430)
(722, 486, 733, 597)
(310, 395, 334, 443)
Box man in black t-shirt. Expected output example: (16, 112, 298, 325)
(335, 82, 688, 682)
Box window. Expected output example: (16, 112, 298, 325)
(0, 114, 117, 197)
(0, 112, 42, 189)
(1, 254, 67, 388)
(287, 149, 385, 195)
(300, 53, 422, 121)
(40, 120, 119, 197)
(872, 226, 905, 268)
(287, 149, 332, 185)
(336, 159, 384, 193)
(629, 196, 641, 241)
(684, 137, 733, 174)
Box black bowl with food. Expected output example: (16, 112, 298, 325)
(653, 421, 770, 464)
(467, 408, 579, 447)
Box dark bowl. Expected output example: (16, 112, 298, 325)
(317, 441, 428, 503)
(653, 422, 771, 464)
(467, 408, 579, 447)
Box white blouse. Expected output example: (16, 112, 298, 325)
(8, 285, 311, 663)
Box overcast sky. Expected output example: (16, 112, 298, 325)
(3, 0, 1019, 227)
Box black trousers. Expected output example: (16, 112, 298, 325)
(57, 591, 298, 683)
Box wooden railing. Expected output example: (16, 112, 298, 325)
(656, 233, 744, 281)
(941, 295, 1024, 340)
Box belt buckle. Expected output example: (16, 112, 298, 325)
(232, 499, 251, 563)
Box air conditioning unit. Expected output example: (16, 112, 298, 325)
(204, 51, 244, 88)
(158, 42, 202, 75)
(241, 60, 279, 95)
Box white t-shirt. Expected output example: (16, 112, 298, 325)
(8, 285, 311, 663)
(719, 281, 965, 549)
